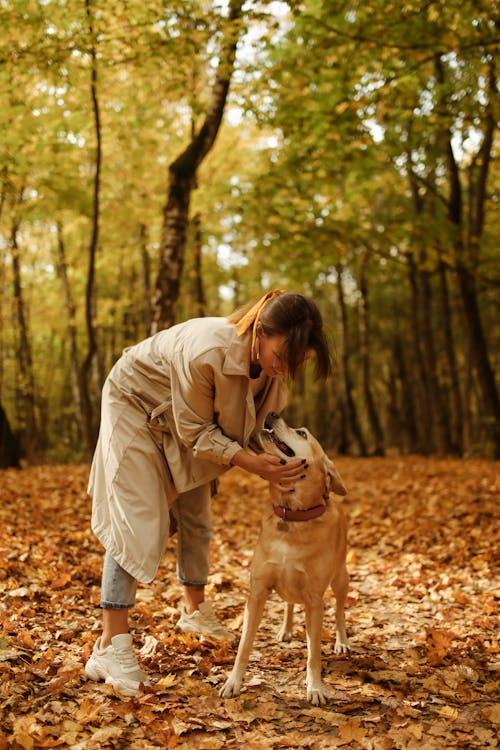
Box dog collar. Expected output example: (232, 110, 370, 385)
(273, 504, 326, 522)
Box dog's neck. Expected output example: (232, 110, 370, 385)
(272, 502, 327, 522)
(270, 485, 328, 513)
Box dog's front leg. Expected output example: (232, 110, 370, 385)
(220, 592, 267, 698)
(304, 601, 327, 706)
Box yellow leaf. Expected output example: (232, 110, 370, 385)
(438, 705, 459, 720)
(75, 698, 103, 724)
(156, 673, 178, 689)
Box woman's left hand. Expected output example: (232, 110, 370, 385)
(231, 450, 306, 490)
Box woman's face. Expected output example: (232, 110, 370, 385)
(256, 331, 288, 378)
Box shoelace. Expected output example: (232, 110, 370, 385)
(115, 645, 141, 673)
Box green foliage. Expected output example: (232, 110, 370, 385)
(0, 0, 497, 460)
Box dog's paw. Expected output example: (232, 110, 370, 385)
(307, 684, 328, 706)
(334, 636, 351, 654)
(219, 676, 242, 699)
(276, 626, 293, 642)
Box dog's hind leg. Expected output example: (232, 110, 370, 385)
(305, 600, 327, 705)
(331, 564, 350, 653)
(220, 592, 268, 698)
(277, 602, 294, 642)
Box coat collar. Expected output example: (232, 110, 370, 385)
(221, 327, 254, 376)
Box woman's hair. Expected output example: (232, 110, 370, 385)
(229, 292, 332, 381)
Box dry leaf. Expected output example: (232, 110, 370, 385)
(0, 459, 497, 749)
(438, 706, 459, 721)
(156, 672, 178, 689)
(338, 718, 365, 743)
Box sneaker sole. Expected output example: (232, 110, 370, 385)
(85, 660, 146, 697)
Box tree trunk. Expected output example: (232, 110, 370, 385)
(419, 261, 453, 454)
(457, 264, 500, 454)
(11, 214, 38, 462)
(191, 212, 206, 318)
(0, 402, 21, 468)
(406, 145, 454, 453)
(313, 383, 331, 448)
(385, 366, 401, 451)
(285, 370, 306, 428)
(0, 177, 6, 399)
(461, 334, 474, 455)
(139, 223, 152, 336)
(435, 53, 500, 457)
(80, 0, 103, 456)
(406, 125, 457, 453)
(56, 221, 87, 444)
(150, 0, 244, 332)
(406, 251, 433, 453)
(336, 262, 367, 456)
(336, 395, 350, 456)
(437, 259, 463, 454)
(392, 334, 419, 453)
(359, 250, 384, 455)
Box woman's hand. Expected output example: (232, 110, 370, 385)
(231, 450, 306, 492)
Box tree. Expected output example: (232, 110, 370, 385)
(0, 0, 497, 461)
(55, 222, 86, 444)
(10, 201, 39, 462)
(434, 53, 499, 456)
(336, 262, 367, 455)
(358, 249, 385, 455)
(150, 0, 245, 331)
(234, 0, 499, 456)
(78, 0, 103, 454)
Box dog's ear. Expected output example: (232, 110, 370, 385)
(323, 455, 347, 497)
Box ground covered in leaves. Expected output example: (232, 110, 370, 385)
(0, 456, 498, 749)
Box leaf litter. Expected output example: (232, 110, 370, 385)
(0, 457, 498, 749)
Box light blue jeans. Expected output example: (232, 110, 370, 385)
(100, 483, 213, 609)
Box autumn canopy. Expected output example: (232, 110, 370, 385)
(0, 0, 498, 464)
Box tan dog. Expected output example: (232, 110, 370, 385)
(220, 412, 350, 705)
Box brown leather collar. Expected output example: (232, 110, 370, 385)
(273, 504, 326, 522)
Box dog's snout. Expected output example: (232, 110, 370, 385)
(264, 412, 280, 430)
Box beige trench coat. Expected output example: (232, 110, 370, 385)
(88, 316, 287, 583)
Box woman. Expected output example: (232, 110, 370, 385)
(85, 290, 332, 695)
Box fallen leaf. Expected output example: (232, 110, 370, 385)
(438, 705, 459, 720)
(156, 672, 178, 689)
(338, 718, 365, 743)
(482, 703, 500, 724)
(0, 459, 497, 749)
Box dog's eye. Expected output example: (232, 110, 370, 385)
(295, 429, 307, 439)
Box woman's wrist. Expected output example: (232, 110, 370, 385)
(230, 449, 258, 474)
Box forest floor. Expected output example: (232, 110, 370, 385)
(0, 456, 498, 749)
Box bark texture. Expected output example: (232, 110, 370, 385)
(150, 0, 244, 332)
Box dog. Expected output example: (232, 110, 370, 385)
(220, 412, 350, 706)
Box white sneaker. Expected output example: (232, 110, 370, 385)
(176, 601, 235, 642)
(85, 633, 151, 696)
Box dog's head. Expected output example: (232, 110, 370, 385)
(259, 412, 347, 499)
